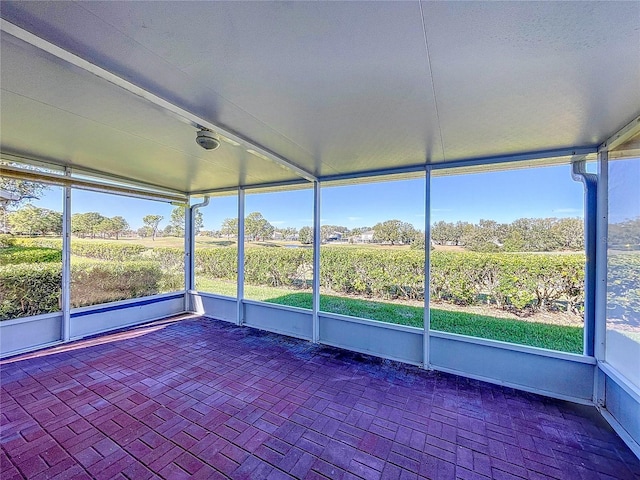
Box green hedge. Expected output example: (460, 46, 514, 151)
(0, 263, 62, 318)
(0, 247, 62, 265)
(1, 241, 587, 319)
(0, 234, 17, 247)
(12, 237, 63, 249)
(193, 247, 584, 313)
(0, 260, 163, 320)
(71, 242, 148, 261)
(12, 238, 147, 261)
(71, 260, 162, 307)
(245, 248, 313, 287)
(196, 248, 238, 280)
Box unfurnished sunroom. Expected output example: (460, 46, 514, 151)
(1, 2, 639, 479)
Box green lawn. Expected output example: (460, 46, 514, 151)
(196, 277, 583, 353)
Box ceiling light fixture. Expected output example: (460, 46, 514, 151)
(196, 128, 220, 150)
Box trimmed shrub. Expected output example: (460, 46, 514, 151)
(0, 247, 62, 265)
(0, 260, 163, 319)
(143, 247, 185, 293)
(71, 242, 148, 261)
(146, 247, 184, 271)
(233, 247, 584, 313)
(71, 260, 162, 307)
(0, 240, 587, 319)
(0, 234, 17, 248)
(193, 247, 584, 312)
(0, 262, 61, 319)
(12, 238, 148, 261)
(245, 248, 313, 288)
(12, 237, 63, 249)
(196, 248, 238, 280)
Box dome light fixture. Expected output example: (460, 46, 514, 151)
(196, 128, 220, 150)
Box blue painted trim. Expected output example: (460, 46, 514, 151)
(572, 161, 598, 356)
(584, 175, 597, 356)
(70, 294, 184, 318)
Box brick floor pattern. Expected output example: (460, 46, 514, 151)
(1, 317, 639, 480)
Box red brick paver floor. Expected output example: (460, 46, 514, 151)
(1, 317, 639, 479)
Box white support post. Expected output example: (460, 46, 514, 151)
(183, 199, 192, 311)
(594, 150, 609, 406)
(61, 168, 72, 342)
(237, 189, 245, 326)
(423, 168, 432, 369)
(312, 181, 321, 343)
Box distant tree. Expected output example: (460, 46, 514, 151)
(71, 212, 105, 239)
(319, 225, 348, 242)
(162, 225, 174, 237)
(607, 217, 640, 250)
(142, 215, 163, 241)
(551, 217, 584, 250)
(431, 221, 454, 245)
(137, 226, 152, 238)
(97, 216, 129, 239)
(320, 225, 334, 242)
(452, 222, 473, 246)
(410, 229, 426, 250)
(169, 207, 203, 236)
(463, 219, 508, 252)
(245, 212, 274, 241)
(349, 226, 371, 237)
(373, 219, 416, 245)
(8, 205, 62, 235)
(298, 226, 313, 245)
(220, 217, 238, 238)
(280, 227, 298, 240)
(0, 165, 49, 217)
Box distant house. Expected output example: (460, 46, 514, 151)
(360, 230, 374, 243)
(272, 231, 284, 240)
(327, 231, 343, 242)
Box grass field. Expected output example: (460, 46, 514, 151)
(196, 277, 583, 353)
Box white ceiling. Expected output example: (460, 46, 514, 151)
(1, 1, 639, 193)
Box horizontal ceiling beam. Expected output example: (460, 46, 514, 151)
(0, 19, 317, 183)
(317, 146, 598, 184)
(0, 164, 188, 204)
(599, 113, 640, 152)
(427, 146, 598, 171)
(1, 152, 189, 198)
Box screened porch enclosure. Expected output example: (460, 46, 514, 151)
(1, 0, 639, 475)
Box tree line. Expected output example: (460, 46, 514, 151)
(5, 205, 203, 241)
(4, 201, 590, 253)
(431, 218, 584, 252)
(213, 214, 424, 247)
(4, 171, 637, 251)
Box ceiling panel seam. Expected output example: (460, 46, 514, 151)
(0, 19, 317, 183)
(419, 0, 445, 163)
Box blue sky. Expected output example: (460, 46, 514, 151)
(30, 163, 586, 231)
